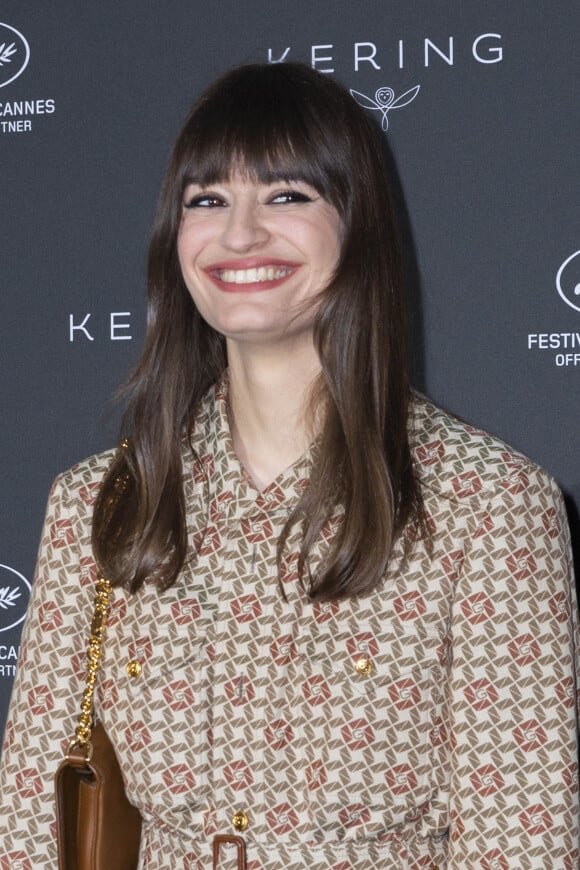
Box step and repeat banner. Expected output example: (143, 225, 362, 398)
(1, 2, 578, 741)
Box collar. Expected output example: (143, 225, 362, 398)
(185, 374, 313, 523)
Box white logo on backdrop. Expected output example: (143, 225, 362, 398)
(556, 250, 580, 314)
(267, 34, 503, 71)
(350, 85, 420, 131)
(0, 23, 30, 89)
(0, 563, 31, 633)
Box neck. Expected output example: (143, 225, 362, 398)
(226, 338, 322, 491)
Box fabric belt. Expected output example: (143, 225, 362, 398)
(212, 834, 246, 869)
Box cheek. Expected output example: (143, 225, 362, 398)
(176, 218, 210, 266)
(315, 211, 343, 267)
(176, 232, 204, 306)
(315, 227, 342, 275)
(176, 226, 187, 272)
(176, 224, 193, 270)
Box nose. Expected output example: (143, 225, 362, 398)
(220, 199, 269, 252)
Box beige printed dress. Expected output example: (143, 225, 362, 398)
(1, 381, 579, 869)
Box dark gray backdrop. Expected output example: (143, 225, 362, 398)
(1, 1, 579, 742)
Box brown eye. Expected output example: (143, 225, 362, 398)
(184, 194, 226, 209)
(269, 190, 313, 204)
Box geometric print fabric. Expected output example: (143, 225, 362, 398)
(0, 380, 578, 868)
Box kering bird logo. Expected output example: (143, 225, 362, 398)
(350, 85, 421, 131)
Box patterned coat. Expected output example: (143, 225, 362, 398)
(1, 382, 579, 869)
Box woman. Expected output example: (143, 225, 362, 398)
(0, 62, 578, 869)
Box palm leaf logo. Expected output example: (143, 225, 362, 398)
(0, 586, 22, 609)
(0, 42, 17, 67)
(0, 24, 30, 88)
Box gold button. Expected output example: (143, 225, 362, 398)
(354, 656, 373, 677)
(126, 659, 142, 679)
(232, 810, 249, 832)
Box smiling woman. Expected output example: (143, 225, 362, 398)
(0, 62, 578, 870)
(93, 60, 419, 594)
(177, 175, 342, 347)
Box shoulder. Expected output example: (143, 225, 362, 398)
(35, 448, 118, 566)
(49, 447, 117, 510)
(410, 392, 558, 507)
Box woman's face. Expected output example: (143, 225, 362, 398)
(177, 172, 342, 349)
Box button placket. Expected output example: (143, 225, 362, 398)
(354, 656, 373, 677)
(231, 810, 249, 832)
(126, 659, 143, 679)
(211, 504, 261, 825)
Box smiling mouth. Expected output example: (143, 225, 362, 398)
(214, 266, 294, 284)
(206, 262, 299, 292)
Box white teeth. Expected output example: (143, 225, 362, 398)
(217, 266, 292, 284)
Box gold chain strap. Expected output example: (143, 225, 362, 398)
(64, 445, 129, 762)
(65, 576, 112, 762)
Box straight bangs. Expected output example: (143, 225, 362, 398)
(174, 64, 352, 211)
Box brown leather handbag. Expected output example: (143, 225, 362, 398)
(55, 577, 142, 870)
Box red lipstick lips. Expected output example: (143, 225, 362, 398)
(205, 258, 300, 292)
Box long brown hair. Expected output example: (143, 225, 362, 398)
(92, 62, 424, 600)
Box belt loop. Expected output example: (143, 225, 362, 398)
(212, 834, 246, 869)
